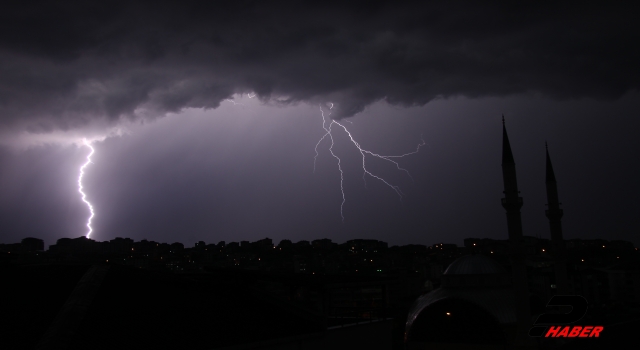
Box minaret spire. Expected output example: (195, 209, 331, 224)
(501, 117, 521, 221)
(500, 116, 532, 348)
(545, 144, 568, 295)
(502, 117, 515, 166)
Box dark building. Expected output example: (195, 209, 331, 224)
(278, 239, 293, 250)
(49, 236, 100, 254)
(293, 240, 311, 253)
(169, 242, 184, 253)
(108, 237, 134, 254)
(604, 263, 640, 305)
(397, 244, 427, 254)
(464, 237, 510, 255)
(0, 237, 45, 253)
(312, 238, 336, 250)
(295, 240, 311, 247)
(0, 242, 22, 253)
(345, 239, 388, 254)
(255, 237, 274, 251)
(21, 237, 44, 251)
(226, 242, 239, 252)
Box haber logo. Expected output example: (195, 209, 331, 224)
(529, 295, 604, 338)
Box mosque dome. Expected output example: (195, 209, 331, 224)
(443, 254, 507, 275)
(405, 255, 518, 347)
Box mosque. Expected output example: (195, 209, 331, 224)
(403, 117, 568, 350)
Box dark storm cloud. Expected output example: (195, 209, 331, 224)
(1, 0, 638, 132)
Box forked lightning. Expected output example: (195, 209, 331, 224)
(314, 103, 425, 221)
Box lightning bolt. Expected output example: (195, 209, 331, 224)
(315, 105, 346, 221)
(314, 103, 425, 221)
(78, 139, 95, 237)
(225, 98, 244, 106)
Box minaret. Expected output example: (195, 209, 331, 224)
(545, 143, 568, 295)
(501, 116, 532, 348)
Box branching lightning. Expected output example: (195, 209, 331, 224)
(78, 139, 95, 237)
(227, 92, 256, 105)
(314, 103, 425, 221)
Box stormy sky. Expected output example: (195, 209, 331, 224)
(0, 1, 639, 248)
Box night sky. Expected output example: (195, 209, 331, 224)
(1, 1, 638, 248)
